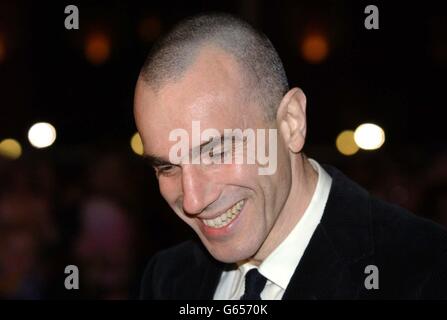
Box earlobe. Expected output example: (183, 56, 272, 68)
(277, 87, 307, 153)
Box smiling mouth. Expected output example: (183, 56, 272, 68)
(202, 199, 245, 229)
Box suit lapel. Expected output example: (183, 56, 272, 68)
(196, 259, 225, 299)
(282, 225, 349, 299)
(284, 165, 375, 299)
(187, 243, 226, 299)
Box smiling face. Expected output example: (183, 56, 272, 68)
(134, 46, 299, 263)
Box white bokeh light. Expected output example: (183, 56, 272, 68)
(354, 123, 385, 150)
(28, 122, 57, 149)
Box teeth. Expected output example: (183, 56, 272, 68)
(203, 200, 245, 229)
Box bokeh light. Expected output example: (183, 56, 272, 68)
(301, 33, 329, 64)
(28, 122, 57, 149)
(0, 34, 6, 62)
(130, 132, 144, 156)
(138, 16, 162, 42)
(336, 130, 359, 156)
(354, 123, 385, 150)
(85, 32, 111, 65)
(0, 138, 22, 159)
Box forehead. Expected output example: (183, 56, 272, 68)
(135, 46, 266, 154)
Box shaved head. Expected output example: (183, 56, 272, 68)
(139, 13, 289, 121)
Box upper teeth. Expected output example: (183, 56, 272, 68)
(203, 200, 245, 228)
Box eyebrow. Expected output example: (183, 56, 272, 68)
(191, 134, 226, 155)
(143, 154, 173, 167)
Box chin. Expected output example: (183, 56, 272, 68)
(205, 241, 259, 264)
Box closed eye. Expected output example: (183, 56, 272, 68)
(209, 148, 228, 158)
(154, 164, 179, 177)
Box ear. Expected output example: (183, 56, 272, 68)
(276, 87, 307, 153)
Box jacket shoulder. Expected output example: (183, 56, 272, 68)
(323, 165, 447, 298)
(369, 197, 447, 298)
(370, 196, 447, 253)
(140, 240, 216, 299)
(140, 240, 199, 299)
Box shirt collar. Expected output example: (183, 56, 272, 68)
(255, 159, 332, 289)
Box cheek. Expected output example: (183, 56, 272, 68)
(273, 144, 292, 181)
(158, 178, 181, 206)
(227, 163, 259, 181)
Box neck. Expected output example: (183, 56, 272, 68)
(248, 154, 318, 266)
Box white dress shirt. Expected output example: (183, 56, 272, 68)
(213, 159, 332, 300)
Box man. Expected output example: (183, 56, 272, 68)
(134, 13, 447, 299)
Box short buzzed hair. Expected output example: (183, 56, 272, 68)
(139, 13, 289, 121)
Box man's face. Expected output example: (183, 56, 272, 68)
(134, 46, 292, 263)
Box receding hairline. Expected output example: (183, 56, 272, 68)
(139, 43, 252, 94)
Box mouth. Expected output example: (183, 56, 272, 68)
(201, 199, 245, 229)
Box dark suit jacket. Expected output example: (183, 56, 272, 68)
(140, 165, 447, 299)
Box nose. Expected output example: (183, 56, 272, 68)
(181, 164, 219, 216)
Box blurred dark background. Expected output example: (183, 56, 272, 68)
(0, 0, 446, 299)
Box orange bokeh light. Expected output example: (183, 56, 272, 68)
(85, 33, 111, 65)
(138, 16, 161, 42)
(301, 33, 329, 64)
(0, 35, 6, 62)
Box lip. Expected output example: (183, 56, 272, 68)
(199, 199, 246, 238)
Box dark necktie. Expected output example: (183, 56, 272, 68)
(240, 268, 267, 300)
